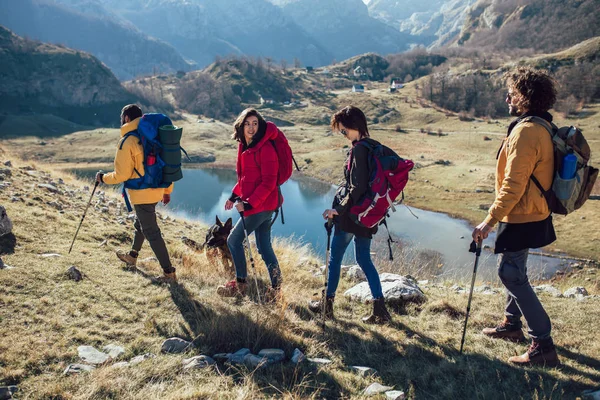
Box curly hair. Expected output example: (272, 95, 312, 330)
(503, 67, 557, 113)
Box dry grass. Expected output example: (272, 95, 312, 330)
(1, 151, 600, 399)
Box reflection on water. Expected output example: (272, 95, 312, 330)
(71, 167, 572, 282)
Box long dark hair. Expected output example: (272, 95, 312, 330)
(231, 108, 267, 143)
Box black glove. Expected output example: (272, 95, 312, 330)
(242, 201, 253, 211)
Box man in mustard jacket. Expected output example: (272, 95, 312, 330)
(472, 67, 558, 367)
(95, 104, 176, 283)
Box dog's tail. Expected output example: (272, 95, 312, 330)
(181, 237, 205, 253)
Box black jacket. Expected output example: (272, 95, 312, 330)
(333, 137, 379, 238)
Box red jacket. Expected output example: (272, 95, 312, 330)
(232, 122, 281, 216)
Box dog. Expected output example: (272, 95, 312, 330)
(182, 216, 234, 277)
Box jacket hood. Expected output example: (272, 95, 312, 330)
(120, 117, 141, 137)
(245, 121, 279, 151)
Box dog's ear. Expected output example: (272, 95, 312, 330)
(215, 215, 222, 226)
(224, 217, 233, 230)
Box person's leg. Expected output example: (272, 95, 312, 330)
(254, 211, 281, 289)
(353, 236, 383, 299)
(134, 203, 174, 274)
(132, 215, 145, 253)
(226, 213, 271, 281)
(325, 227, 353, 298)
(498, 249, 551, 340)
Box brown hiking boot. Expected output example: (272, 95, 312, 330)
(308, 293, 334, 320)
(362, 298, 392, 324)
(508, 338, 560, 368)
(116, 249, 138, 269)
(152, 272, 177, 284)
(217, 280, 247, 297)
(482, 318, 526, 342)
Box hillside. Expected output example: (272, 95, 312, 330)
(0, 0, 193, 80)
(1, 151, 599, 399)
(0, 26, 135, 131)
(456, 0, 600, 53)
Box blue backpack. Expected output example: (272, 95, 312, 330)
(120, 113, 188, 211)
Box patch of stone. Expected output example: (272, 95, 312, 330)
(129, 353, 155, 365)
(103, 344, 125, 359)
(3, 160, 12, 167)
(364, 383, 394, 396)
(182, 355, 216, 370)
(78, 345, 110, 365)
(212, 353, 232, 362)
(564, 287, 589, 299)
(64, 363, 96, 375)
(41, 253, 61, 258)
(346, 266, 367, 282)
(227, 348, 252, 364)
(258, 349, 285, 363)
(66, 266, 83, 282)
(350, 366, 378, 377)
(385, 390, 406, 400)
(533, 285, 563, 298)
(111, 362, 130, 368)
(244, 354, 269, 369)
(0, 386, 17, 400)
(344, 273, 425, 304)
(307, 357, 332, 365)
(291, 348, 305, 364)
(37, 183, 59, 193)
(473, 285, 499, 295)
(161, 337, 191, 354)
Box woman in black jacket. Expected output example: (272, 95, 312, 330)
(309, 106, 391, 324)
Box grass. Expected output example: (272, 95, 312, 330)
(1, 150, 600, 399)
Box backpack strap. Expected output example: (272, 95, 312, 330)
(520, 116, 556, 200)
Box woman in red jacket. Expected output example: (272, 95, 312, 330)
(217, 108, 282, 300)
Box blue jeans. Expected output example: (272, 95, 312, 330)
(227, 211, 281, 289)
(326, 227, 384, 299)
(498, 249, 552, 340)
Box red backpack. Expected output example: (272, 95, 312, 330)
(268, 123, 299, 224)
(348, 141, 414, 229)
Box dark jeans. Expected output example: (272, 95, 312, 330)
(132, 203, 174, 274)
(498, 249, 551, 340)
(326, 227, 384, 299)
(227, 211, 281, 289)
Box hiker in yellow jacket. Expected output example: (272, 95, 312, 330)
(472, 67, 558, 367)
(95, 104, 177, 283)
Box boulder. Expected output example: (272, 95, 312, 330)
(364, 383, 394, 396)
(344, 273, 425, 304)
(161, 338, 191, 354)
(228, 348, 252, 364)
(182, 355, 216, 370)
(244, 354, 269, 369)
(0, 206, 12, 237)
(564, 287, 589, 299)
(103, 344, 125, 359)
(258, 349, 286, 363)
(78, 346, 110, 364)
(346, 266, 366, 282)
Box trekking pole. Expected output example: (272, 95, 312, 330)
(239, 211, 262, 304)
(322, 218, 334, 331)
(460, 239, 482, 354)
(68, 180, 99, 254)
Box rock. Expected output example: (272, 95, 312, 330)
(182, 355, 216, 370)
(533, 285, 563, 298)
(161, 337, 191, 354)
(3, 161, 12, 167)
(451, 285, 466, 294)
(100, 207, 109, 214)
(228, 348, 252, 364)
(83, 185, 90, 192)
(66, 266, 83, 282)
(364, 383, 394, 396)
(307, 357, 332, 364)
(0, 206, 13, 237)
(58, 178, 64, 184)
(0, 168, 12, 179)
(291, 348, 305, 364)
(244, 354, 269, 369)
(129, 353, 155, 365)
(350, 366, 378, 377)
(564, 287, 589, 298)
(46, 201, 63, 210)
(64, 363, 96, 375)
(107, 201, 116, 208)
(212, 353, 232, 362)
(474, 285, 499, 295)
(103, 344, 125, 359)
(78, 345, 110, 364)
(10, 197, 19, 203)
(417, 280, 429, 285)
(344, 273, 425, 304)
(41, 253, 61, 258)
(0, 386, 17, 399)
(37, 183, 59, 193)
(258, 349, 286, 363)
(111, 362, 130, 368)
(386, 390, 406, 400)
(346, 265, 366, 281)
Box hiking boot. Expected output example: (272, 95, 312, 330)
(482, 318, 526, 342)
(116, 249, 138, 268)
(152, 272, 177, 284)
(217, 280, 247, 297)
(508, 338, 560, 368)
(308, 293, 334, 320)
(264, 287, 282, 303)
(362, 297, 392, 324)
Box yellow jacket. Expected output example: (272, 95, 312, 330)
(102, 117, 173, 205)
(484, 121, 554, 226)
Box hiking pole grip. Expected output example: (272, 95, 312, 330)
(69, 180, 99, 254)
(460, 240, 482, 354)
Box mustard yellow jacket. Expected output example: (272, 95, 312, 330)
(484, 121, 554, 226)
(102, 117, 173, 205)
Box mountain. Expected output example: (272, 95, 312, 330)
(368, 0, 475, 48)
(76, 0, 334, 68)
(0, 0, 193, 80)
(455, 0, 600, 52)
(273, 0, 419, 61)
(0, 26, 135, 130)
